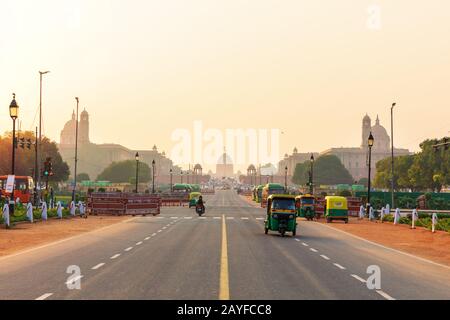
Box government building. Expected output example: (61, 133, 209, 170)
(58, 109, 179, 182)
(277, 114, 410, 182)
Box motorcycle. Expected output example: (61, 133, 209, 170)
(195, 203, 205, 216)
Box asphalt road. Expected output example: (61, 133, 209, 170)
(1, 190, 450, 300)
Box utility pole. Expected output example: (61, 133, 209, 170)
(34, 126, 38, 206)
(391, 102, 396, 208)
(72, 97, 79, 202)
(38, 71, 50, 203)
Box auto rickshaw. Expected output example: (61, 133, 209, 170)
(255, 185, 264, 203)
(295, 194, 316, 220)
(324, 196, 348, 223)
(264, 194, 297, 237)
(188, 192, 202, 208)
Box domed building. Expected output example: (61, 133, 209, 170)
(58, 109, 178, 181)
(321, 114, 410, 181)
(216, 151, 234, 178)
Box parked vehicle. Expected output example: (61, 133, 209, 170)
(324, 196, 348, 223)
(264, 194, 297, 237)
(0, 175, 34, 203)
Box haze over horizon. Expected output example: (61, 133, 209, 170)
(1, 0, 449, 172)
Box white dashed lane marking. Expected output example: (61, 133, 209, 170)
(136, 241, 143, 246)
(91, 263, 105, 270)
(351, 274, 367, 283)
(35, 293, 53, 300)
(241, 217, 249, 220)
(152, 233, 157, 236)
(320, 255, 330, 260)
(333, 263, 346, 270)
(125, 247, 133, 252)
(144, 237, 150, 240)
(110, 254, 120, 259)
(157, 230, 162, 233)
(295, 239, 300, 242)
(310, 248, 318, 253)
(302, 242, 309, 247)
(376, 290, 395, 300)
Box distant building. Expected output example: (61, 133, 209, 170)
(320, 114, 410, 181)
(216, 152, 234, 178)
(278, 147, 319, 176)
(58, 109, 177, 181)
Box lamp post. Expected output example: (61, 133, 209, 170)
(71, 97, 80, 202)
(367, 132, 374, 212)
(38, 71, 50, 203)
(180, 170, 183, 184)
(170, 168, 173, 192)
(135, 152, 139, 193)
(152, 160, 156, 194)
(390, 102, 396, 209)
(310, 154, 315, 195)
(9, 93, 19, 214)
(284, 166, 288, 192)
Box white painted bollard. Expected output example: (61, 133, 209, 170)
(394, 208, 401, 225)
(2, 203, 10, 228)
(411, 208, 418, 229)
(26, 202, 34, 223)
(432, 213, 438, 233)
(386, 204, 390, 215)
(380, 207, 385, 222)
(78, 201, 85, 217)
(41, 201, 48, 221)
(369, 206, 375, 221)
(359, 205, 365, 219)
(57, 201, 63, 219)
(70, 201, 76, 216)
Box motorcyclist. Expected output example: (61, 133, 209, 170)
(196, 196, 205, 213)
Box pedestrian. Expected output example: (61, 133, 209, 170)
(70, 201, 76, 216)
(369, 206, 375, 221)
(380, 206, 385, 223)
(432, 213, 438, 233)
(57, 201, 63, 219)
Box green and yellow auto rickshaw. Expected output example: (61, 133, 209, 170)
(324, 196, 348, 223)
(189, 192, 202, 208)
(255, 185, 264, 203)
(295, 194, 316, 220)
(264, 194, 297, 237)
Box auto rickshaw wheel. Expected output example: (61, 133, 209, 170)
(345, 218, 349, 224)
(264, 228, 268, 234)
(326, 218, 331, 223)
(292, 228, 296, 236)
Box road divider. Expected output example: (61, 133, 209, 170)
(219, 215, 230, 300)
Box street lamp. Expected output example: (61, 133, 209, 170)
(367, 132, 375, 213)
(71, 97, 79, 203)
(135, 152, 140, 193)
(390, 102, 396, 209)
(152, 160, 156, 194)
(284, 166, 288, 193)
(309, 154, 315, 195)
(180, 170, 183, 184)
(170, 168, 173, 192)
(38, 71, 50, 204)
(9, 93, 19, 214)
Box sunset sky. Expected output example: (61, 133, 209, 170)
(1, 0, 449, 171)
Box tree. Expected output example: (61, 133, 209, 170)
(292, 155, 353, 185)
(357, 177, 368, 187)
(374, 155, 415, 190)
(77, 173, 90, 181)
(96, 160, 151, 183)
(408, 139, 449, 192)
(0, 131, 70, 182)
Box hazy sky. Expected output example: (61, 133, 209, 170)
(1, 0, 449, 171)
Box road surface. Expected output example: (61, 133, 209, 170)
(1, 190, 449, 300)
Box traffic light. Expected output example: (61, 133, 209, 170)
(26, 138, 32, 149)
(19, 137, 25, 148)
(43, 158, 53, 177)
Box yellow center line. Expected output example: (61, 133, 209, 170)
(219, 214, 230, 300)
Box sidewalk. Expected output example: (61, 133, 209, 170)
(318, 217, 450, 267)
